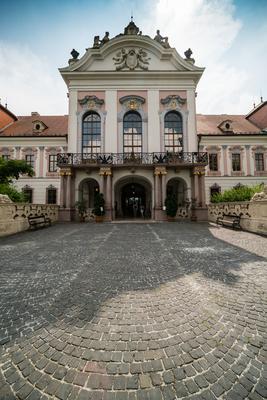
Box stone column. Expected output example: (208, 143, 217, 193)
(222, 145, 228, 176)
(15, 146, 21, 160)
(106, 174, 112, 207)
(106, 171, 112, 221)
(161, 170, 167, 208)
(39, 146, 44, 178)
(245, 145, 251, 175)
(66, 173, 72, 209)
(99, 173, 105, 195)
(99, 167, 112, 220)
(154, 167, 167, 221)
(154, 172, 160, 209)
(193, 171, 199, 206)
(59, 168, 73, 221)
(60, 174, 65, 208)
(200, 171, 206, 207)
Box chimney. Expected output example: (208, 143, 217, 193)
(31, 111, 40, 116)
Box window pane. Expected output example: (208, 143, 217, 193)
(209, 153, 218, 171)
(164, 111, 183, 152)
(232, 153, 241, 171)
(123, 111, 142, 153)
(255, 153, 264, 171)
(82, 112, 101, 154)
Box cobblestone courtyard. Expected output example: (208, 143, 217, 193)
(0, 222, 266, 400)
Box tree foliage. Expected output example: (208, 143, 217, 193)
(0, 158, 34, 184)
(211, 184, 264, 203)
(0, 183, 26, 202)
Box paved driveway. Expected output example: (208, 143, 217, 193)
(0, 222, 266, 400)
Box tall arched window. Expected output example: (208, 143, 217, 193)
(82, 112, 101, 154)
(123, 111, 142, 154)
(164, 111, 183, 153)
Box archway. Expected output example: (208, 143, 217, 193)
(114, 176, 152, 219)
(78, 178, 99, 209)
(167, 177, 187, 206)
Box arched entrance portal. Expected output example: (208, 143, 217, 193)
(121, 183, 146, 218)
(115, 176, 152, 219)
(79, 178, 99, 209)
(167, 178, 188, 206)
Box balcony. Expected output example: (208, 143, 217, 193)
(57, 152, 208, 168)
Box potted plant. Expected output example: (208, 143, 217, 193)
(75, 200, 87, 222)
(165, 192, 178, 221)
(93, 192, 105, 222)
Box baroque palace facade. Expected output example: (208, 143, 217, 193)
(0, 20, 266, 221)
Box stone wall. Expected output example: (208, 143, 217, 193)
(0, 203, 59, 237)
(208, 200, 267, 236)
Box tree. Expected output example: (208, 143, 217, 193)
(0, 158, 34, 184)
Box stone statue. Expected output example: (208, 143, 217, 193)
(154, 30, 170, 48)
(70, 49, 79, 59)
(113, 48, 127, 70)
(101, 32, 110, 46)
(251, 185, 267, 201)
(93, 35, 101, 48)
(184, 48, 192, 59)
(0, 194, 12, 203)
(113, 48, 150, 71)
(184, 48, 195, 64)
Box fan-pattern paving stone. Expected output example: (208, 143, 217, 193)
(0, 222, 266, 399)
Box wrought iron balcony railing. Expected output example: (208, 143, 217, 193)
(57, 152, 208, 167)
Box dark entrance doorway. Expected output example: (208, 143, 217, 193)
(121, 183, 146, 218)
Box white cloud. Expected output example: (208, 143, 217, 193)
(0, 41, 67, 115)
(141, 0, 266, 113)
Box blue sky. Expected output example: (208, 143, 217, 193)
(0, 0, 266, 115)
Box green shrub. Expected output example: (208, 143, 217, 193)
(0, 183, 26, 202)
(211, 183, 264, 203)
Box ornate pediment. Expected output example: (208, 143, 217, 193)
(161, 95, 186, 108)
(119, 95, 145, 111)
(113, 48, 150, 71)
(78, 95, 104, 109)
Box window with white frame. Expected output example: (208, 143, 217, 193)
(209, 153, 218, 171)
(255, 153, 264, 171)
(47, 187, 57, 204)
(49, 154, 58, 172)
(25, 154, 35, 169)
(164, 111, 183, 153)
(232, 153, 241, 171)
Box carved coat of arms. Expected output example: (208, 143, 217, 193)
(113, 48, 150, 71)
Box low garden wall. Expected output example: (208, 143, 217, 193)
(0, 203, 59, 237)
(209, 200, 267, 236)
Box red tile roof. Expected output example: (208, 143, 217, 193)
(0, 113, 264, 138)
(196, 114, 261, 135)
(0, 115, 68, 137)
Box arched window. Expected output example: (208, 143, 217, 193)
(123, 111, 142, 154)
(164, 111, 183, 153)
(82, 112, 101, 154)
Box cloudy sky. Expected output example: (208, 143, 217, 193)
(0, 0, 266, 116)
